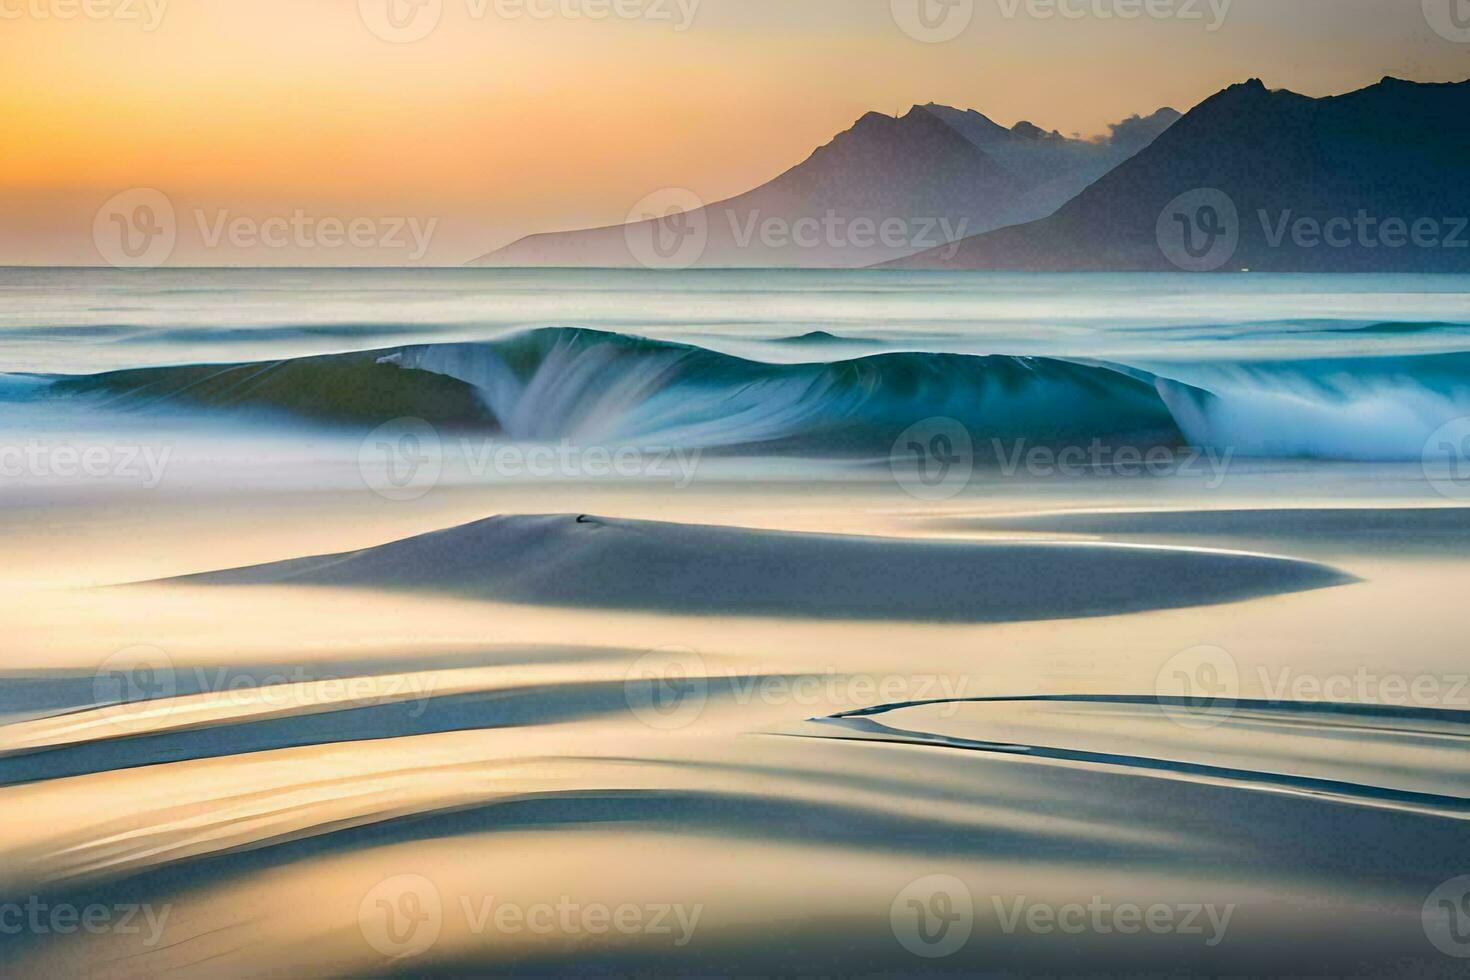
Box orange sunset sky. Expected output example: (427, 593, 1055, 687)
(2, 0, 1467, 265)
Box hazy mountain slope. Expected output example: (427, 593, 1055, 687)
(472, 103, 1175, 269)
(888, 77, 1470, 272)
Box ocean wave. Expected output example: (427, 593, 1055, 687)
(33, 326, 1470, 460)
(1156, 352, 1470, 460)
(46, 327, 1184, 456)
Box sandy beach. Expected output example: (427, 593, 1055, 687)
(3, 270, 1470, 977)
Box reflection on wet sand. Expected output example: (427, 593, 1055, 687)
(1, 479, 1467, 977)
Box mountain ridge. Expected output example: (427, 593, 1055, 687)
(471, 101, 1177, 269)
(885, 76, 1470, 273)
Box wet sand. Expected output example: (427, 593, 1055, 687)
(0, 471, 1467, 977)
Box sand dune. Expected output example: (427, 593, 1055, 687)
(166, 513, 1354, 622)
(923, 506, 1470, 556)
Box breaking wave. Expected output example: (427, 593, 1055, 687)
(32, 327, 1470, 460)
(42, 328, 1183, 457)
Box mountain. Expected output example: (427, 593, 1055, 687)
(887, 77, 1470, 273)
(921, 104, 1180, 237)
(471, 103, 1176, 269)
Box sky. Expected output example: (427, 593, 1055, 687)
(2, 0, 1467, 265)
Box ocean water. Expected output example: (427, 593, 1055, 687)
(6, 268, 1470, 370)
(2, 269, 1470, 977)
(5, 268, 1470, 466)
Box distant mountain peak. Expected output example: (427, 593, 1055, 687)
(886, 74, 1470, 274)
(472, 98, 1181, 269)
(1213, 77, 1273, 102)
(1011, 120, 1060, 141)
